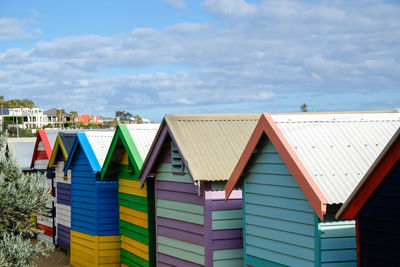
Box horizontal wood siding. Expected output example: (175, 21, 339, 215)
(36, 169, 55, 244)
(213, 248, 243, 267)
(71, 147, 119, 236)
(71, 149, 97, 235)
(96, 182, 119, 235)
(70, 230, 120, 267)
(358, 160, 400, 265)
(320, 221, 357, 266)
(155, 157, 205, 266)
(117, 150, 154, 267)
(57, 223, 70, 249)
(210, 187, 243, 266)
(56, 203, 71, 228)
(244, 137, 315, 266)
(57, 182, 71, 205)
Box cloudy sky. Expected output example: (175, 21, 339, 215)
(0, 0, 399, 121)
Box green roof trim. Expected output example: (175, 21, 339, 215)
(101, 124, 143, 181)
(48, 134, 68, 168)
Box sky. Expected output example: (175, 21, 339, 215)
(0, 0, 399, 122)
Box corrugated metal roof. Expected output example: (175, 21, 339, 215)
(126, 124, 160, 160)
(85, 130, 115, 168)
(44, 129, 60, 149)
(59, 132, 78, 156)
(166, 114, 260, 181)
(271, 113, 400, 204)
(7, 138, 36, 170)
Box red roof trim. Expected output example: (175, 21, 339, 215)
(225, 113, 328, 220)
(30, 130, 52, 168)
(339, 129, 400, 219)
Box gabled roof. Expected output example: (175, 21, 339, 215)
(226, 113, 400, 220)
(64, 130, 115, 174)
(30, 130, 53, 168)
(7, 137, 36, 170)
(48, 131, 78, 168)
(336, 128, 400, 219)
(139, 114, 260, 185)
(101, 124, 160, 180)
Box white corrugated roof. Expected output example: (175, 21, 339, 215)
(85, 130, 115, 167)
(44, 129, 59, 149)
(126, 124, 160, 160)
(271, 113, 400, 204)
(7, 138, 36, 170)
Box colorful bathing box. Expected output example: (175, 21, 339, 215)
(30, 129, 59, 244)
(226, 112, 400, 266)
(139, 114, 260, 267)
(47, 131, 77, 249)
(63, 130, 119, 266)
(101, 124, 159, 267)
(337, 128, 400, 265)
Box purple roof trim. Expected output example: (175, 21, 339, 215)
(140, 126, 168, 187)
(139, 123, 195, 187)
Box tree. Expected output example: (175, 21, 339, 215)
(300, 103, 308, 112)
(115, 111, 133, 118)
(69, 111, 78, 128)
(134, 115, 143, 124)
(56, 109, 65, 128)
(0, 134, 53, 266)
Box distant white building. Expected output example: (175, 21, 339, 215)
(1, 108, 48, 130)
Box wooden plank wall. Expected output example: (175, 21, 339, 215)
(207, 182, 243, 267)
(320, 221, 357, 266)
(244, 137, 316, 266)
(155, 142, 206, 266)
(70, 230, 120, 267)
(55, 161, 71, 249)
(357, 160, 400, 265)
(71, 147, 98, 235)
(118, 151, 155, 267)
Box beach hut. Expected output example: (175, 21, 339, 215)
(139, 114, 259, 267)
(47, 131, 77, 250)
(225, 112, 400, 266)
(100, 124, 159, 267)
(31, 129, 59, 244)
(63, 130, 119, 266)
(6, 137, 36, 172)
(337, 128, 400, 265)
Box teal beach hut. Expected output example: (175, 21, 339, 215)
(226, 112, 400, 266)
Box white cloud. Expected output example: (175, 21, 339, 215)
(163, 0, 187, 9)
(0, 0, 399, 117)
(0, 18, 41, 41)
(203, 0, 257, 17)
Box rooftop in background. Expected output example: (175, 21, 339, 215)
(77, 114, 102, 124)
(7, 137, 36, 170)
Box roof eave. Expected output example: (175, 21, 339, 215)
(100, 125, 143, 181)
(47, 134, 68, 169)
(336, 128, 400, 220)
(225, 113, 329, 221)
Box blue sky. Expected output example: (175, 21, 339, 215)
(0, 0, 399, 122)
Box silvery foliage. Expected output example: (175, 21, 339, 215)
(0, 134, 53, 266)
